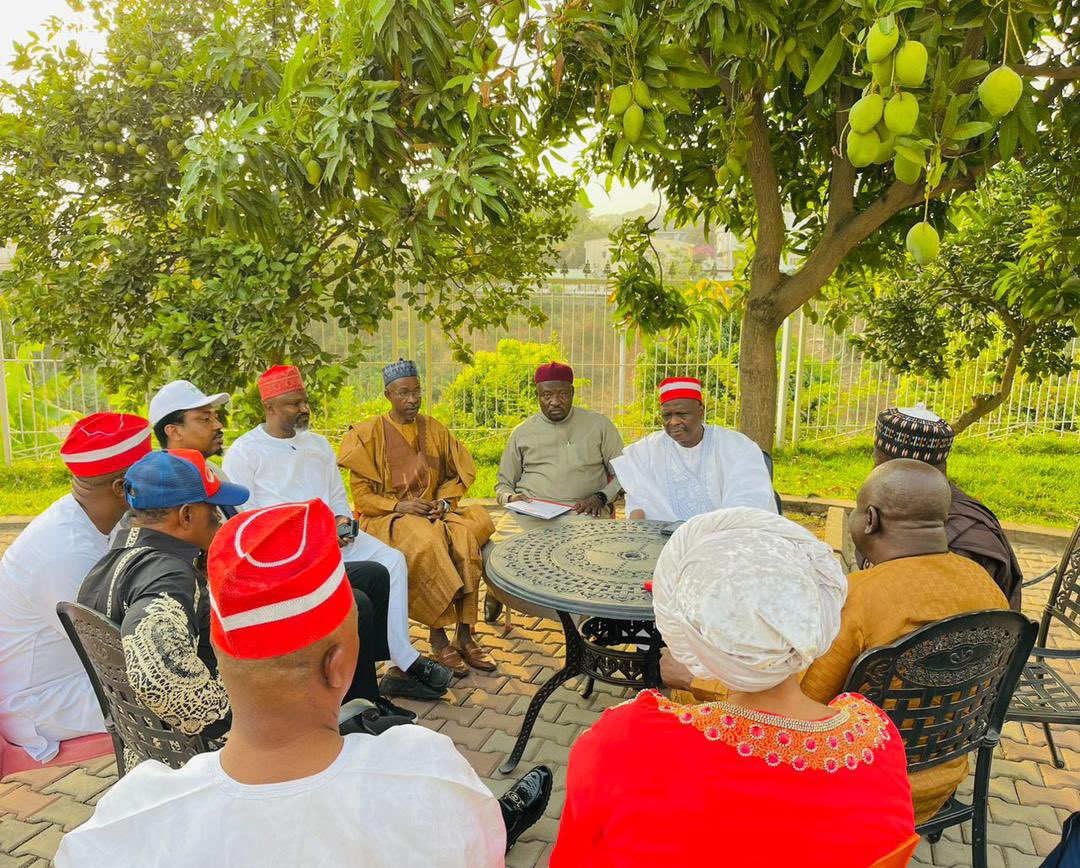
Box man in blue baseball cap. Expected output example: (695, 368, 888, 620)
(78, 449, 250, 749)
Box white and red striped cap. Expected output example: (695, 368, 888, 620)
(207, 499, 353, 659)
(59, 413, 152, 477)
(659, 377, 704, 404)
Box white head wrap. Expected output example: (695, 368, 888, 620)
(652, 507, 847, 692)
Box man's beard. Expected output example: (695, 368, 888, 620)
(294, 415, 311, 431)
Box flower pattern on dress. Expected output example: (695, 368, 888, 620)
(649, 689, 892, 773)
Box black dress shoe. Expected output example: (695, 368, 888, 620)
(410, 656, 453, 691)
(380, 667, 447, 701)
(498, 765, 553, 852)
(374, 696, 418, 723)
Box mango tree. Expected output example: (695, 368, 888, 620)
(533, 0, 1078, 446)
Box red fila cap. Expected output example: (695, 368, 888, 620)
(207, 499, 353, 660)
(659, 377, 704, 404)
(534, 361, 574, 384)
(59, 412, 152, 477)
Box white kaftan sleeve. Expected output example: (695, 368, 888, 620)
(716, 430, 779, 513)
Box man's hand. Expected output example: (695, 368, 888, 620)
(660, 649, 694, 691)
(573, 494, 606, 517)
(394, 498, 437, 516)
(335, 515, 355, 548)
(508, 493, 531, 503)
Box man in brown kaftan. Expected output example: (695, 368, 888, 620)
(337, 359, 496, 677)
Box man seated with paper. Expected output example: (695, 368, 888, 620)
(483, 362, 623, 619)
(611, 377, 777, 522)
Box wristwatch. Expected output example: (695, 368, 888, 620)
(439, 499, 451, 514)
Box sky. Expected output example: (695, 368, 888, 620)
(0, 0, 656, 216)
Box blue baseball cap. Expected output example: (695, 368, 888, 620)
(124, 449, 249, 509)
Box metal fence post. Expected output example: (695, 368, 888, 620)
(617, 331, 627, 411)
(0, 322, 12, 465)
(774, 315, 792, 449)
(790, 309, 806, 448)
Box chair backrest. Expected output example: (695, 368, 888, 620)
(759, 450, 784, 515)
(843, 609, 1036, 772)
(1037, 521, 1080, 645)
(56, 601, 208, 775)
(867, 834, 920, 868)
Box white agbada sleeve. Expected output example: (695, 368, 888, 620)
(318, 436, 353, 517)
(611, 432, 678, 521)
(221, 439, 258, 512)
(713, 429, 778, 512)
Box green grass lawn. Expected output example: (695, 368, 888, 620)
(4, 434, 1077, 528)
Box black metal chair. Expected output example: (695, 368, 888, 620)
(759, 449, 784, 515)
(56, 601, 209, 777)
(843, 609, 1037, 868)
(1007, 521, 1080, 768)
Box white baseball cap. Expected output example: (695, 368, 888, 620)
(149, 380, 230, 427)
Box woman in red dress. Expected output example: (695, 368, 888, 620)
(551, 508, 916, 867)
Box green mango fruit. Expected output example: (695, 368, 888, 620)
(866, 19, 900, 63)
(893, 153, 922, 184)
(873, 124, 896, 163)
(849, 93, 884, 134)
(725, 155, 741, 177)
(633, 80, 653, 109)
(609, 84, 633, 116)
(305, 159, 323, 185)
(107, 120, 121, 134)
(159, 115, 173, 129)
(133, 55, 149, 71)
(871, 56, 894, 88)
(906, 221, 940, 265)
(894, 41, 928, 87)
(623, 103, 645, 144)
(92, 141, 104, 154)
(103, 141, 117, 154)
(884, 92, 919, 135)
(978, 66, 1023, 118)
(714, 165, 730, 185)
(135, 143, 149, 157)
(115, 143, 127, 156)
(148, 60, 164, 75)
(846, 129, 880, 168)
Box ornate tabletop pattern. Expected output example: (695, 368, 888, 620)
(487, 520, 667, 619)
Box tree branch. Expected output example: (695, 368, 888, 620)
(825, 85, 856, 229)
(746, 91, 785, 306)
(1011, 64, 1080, 80)
(951, 322, 1036, 433)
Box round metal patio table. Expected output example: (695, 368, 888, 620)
(486, 519, 669, 773)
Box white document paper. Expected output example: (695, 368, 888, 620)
(504, 499, 573, 520)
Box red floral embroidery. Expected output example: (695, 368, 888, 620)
(650, 690, 892, 773)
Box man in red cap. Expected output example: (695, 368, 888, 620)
(0, 412, 150, 761)
(483, 361, 624, 620)
(225, 365, 452, 701)
(58, 500, 553, 866)
(612, 377, 776, 521)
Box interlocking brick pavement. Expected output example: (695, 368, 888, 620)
(0, 526, 1074, 866)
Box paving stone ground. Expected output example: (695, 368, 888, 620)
(0, 526, 1073, 867)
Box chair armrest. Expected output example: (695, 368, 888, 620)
(1032, 646, 1080, 661)
(1023, 567, 1057, 588)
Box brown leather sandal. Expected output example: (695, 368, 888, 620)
(455, 638, 497, 672)
(434, 643, 469, 677)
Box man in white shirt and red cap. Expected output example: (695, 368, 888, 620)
(612, 377, 777, 521)
(224, 365, 451, 701)
(0, 412, 151, 760)
(56, 499, 552, 867)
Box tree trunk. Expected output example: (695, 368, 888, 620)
(737, 294, 782, 450)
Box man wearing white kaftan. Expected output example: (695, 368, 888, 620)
(612, 377, 776, 521)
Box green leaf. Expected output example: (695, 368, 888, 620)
(804, 30, 845, 96)
(997, 114, 1018, 160)
(951, 121, 992, 141)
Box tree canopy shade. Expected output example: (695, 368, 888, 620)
(535, 0, 1079, 446)
(0, 0, 575, 398)
(838, 131, 1080, 433)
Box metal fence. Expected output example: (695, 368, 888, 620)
(2, 278, 1078, 462)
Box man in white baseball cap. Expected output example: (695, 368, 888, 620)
(149, 380, 231, 459)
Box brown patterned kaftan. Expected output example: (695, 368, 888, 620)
(337, 414, 494, 628)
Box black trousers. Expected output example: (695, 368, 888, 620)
(343, 561, 391, 704)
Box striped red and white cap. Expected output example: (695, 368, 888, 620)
(59, 412, 152, 477)
(207, 499, 353, 660)
(659, 377, 704, 404)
